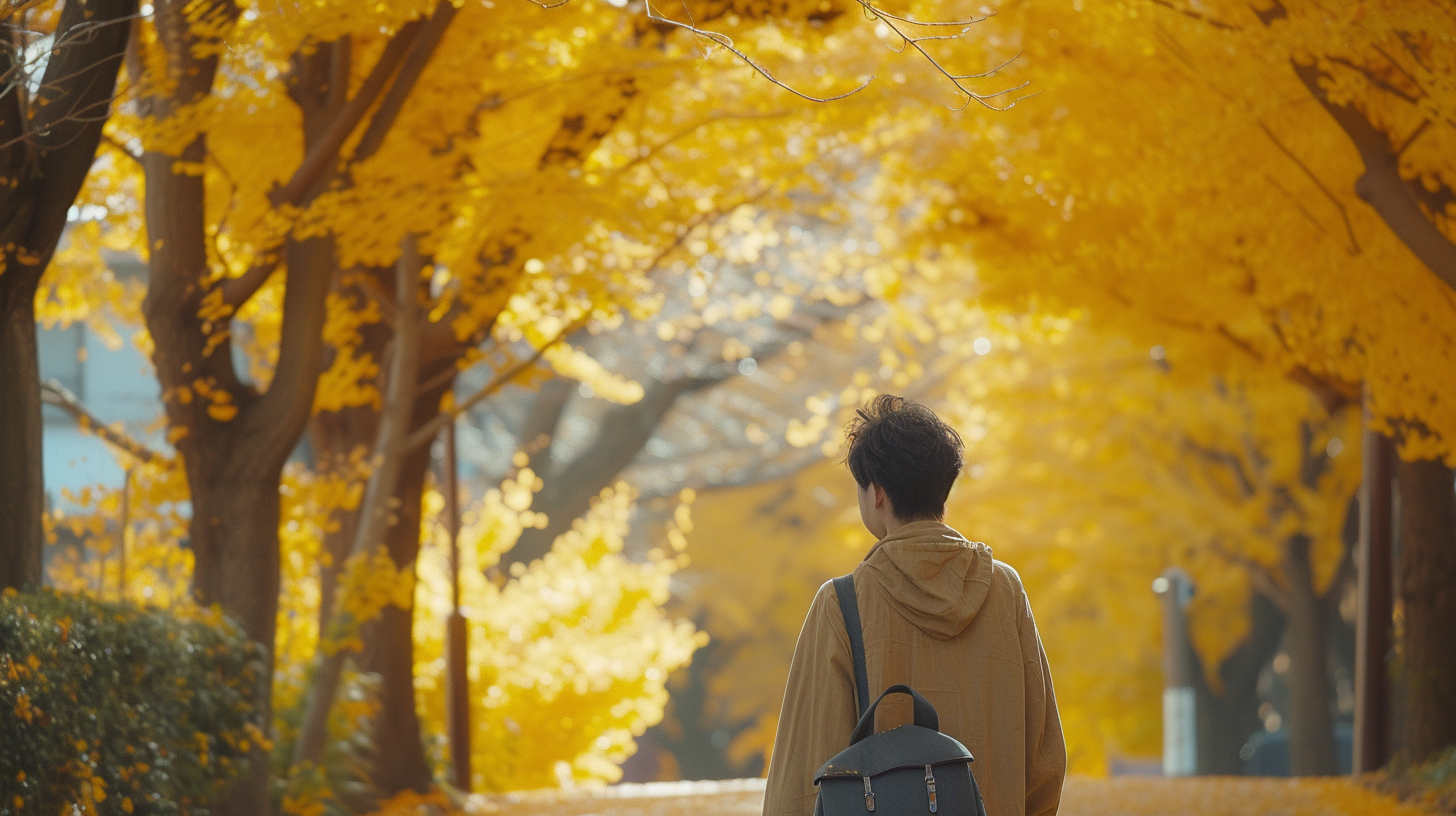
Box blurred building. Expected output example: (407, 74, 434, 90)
(38, 253, 161, 506)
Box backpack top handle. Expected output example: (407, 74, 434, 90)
(833, 575, 943, 742)
(850, 684, 941, 745)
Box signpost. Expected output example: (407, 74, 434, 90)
(1154, 568, 1198, 777)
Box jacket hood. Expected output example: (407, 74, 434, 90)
(857, 520, 993, 639)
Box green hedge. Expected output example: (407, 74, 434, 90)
(0, 589, 266, 816)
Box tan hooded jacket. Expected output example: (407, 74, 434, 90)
(762, 521, 1066, 816)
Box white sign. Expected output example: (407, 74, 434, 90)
(1163, 686, 1197, 776)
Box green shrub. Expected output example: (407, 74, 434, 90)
(0, 589, 266, 816)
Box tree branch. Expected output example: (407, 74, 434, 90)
(270, 17, 424, 206)
(219, 253, 281, 309)
(22, 0, 138, 273)
(350, 0, 458, 165)
(1254, 119, 1361, 254)
(1210, 538, 1288, 611)
(644, 0, 871, 103)
(100, 132, 142, 165)
(41, 379, 169, 465)
(1290, 60, 1456, 292)
(402, 318, 588, 453)
(517, 376, 577, 474)
(1182, 437, 1257, 500)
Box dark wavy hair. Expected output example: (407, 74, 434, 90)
(843, 394, 964, 521)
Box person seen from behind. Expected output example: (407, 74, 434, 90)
(763, 394, 1066, 816)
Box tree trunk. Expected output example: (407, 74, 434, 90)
(143, 72, 335, 816)
(359, 395, 442, 796)
(1196, 590, 1286, 774)
(0, 297, 44, 589)
(1283, 534, 1340, 775)
(651, 636, 764, 779)
(1396, 457, 1456, 764)
(308, 299, 388, 634)
(0, 0, 138, 588)
(191, 474, 282, 815)
(294, 242, 426, 775)
(303, 355, 459, 795)
(302, 263, 464, 795)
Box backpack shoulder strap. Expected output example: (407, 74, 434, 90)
(832, 574, 871, 721)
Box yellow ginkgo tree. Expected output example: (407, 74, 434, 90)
(867, 0, 1456, 765)
(84, 0, 1020, 807)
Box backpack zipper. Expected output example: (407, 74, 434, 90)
(925, 765, 937, 814)
(863, 776, 875, 812)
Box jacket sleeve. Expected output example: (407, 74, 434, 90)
(763, 581, 859, 816)
(1019, 584, 1067, 816)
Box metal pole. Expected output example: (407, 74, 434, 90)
(118, 466, 132, 600)
(1354, 402, 1395, 774)
(1154, 568, 1198, 776)
(444, 419, 471, 791)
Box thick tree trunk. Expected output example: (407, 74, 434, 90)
(143, 52, 335, 816)
(0, 297, 44, 589)
(308, 302, 386, 634)
(1283, 534, 1339, 775)
(1196, 591, 1286, 774)
(303, 267, 455, 796)
(0, 0, 137, 588)
(294, 245, 428, 778)
(191, 475, 283, 654)
(191, 474, 282, 816)
(1396, 458, 1456, 764)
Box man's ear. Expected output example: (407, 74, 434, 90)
(873, 484, 888, 509)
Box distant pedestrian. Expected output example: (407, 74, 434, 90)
(763, 394, 1066, 816)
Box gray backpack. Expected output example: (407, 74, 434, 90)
(813, 575, 988, 816)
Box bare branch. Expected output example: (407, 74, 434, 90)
(636, 0, 1030, 108)
(867, 6, 1032, 110)
(1254, 119, 1361, 254)
(867, 5, 990, 27)
(100, 132, 141, 165)
(948, 49, 1022, 80)
(41, 379, 170, 465)
(645, 0, 872, 103)
(13, 0, 137, 271)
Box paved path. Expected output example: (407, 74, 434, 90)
(467, 776, 1433, 816)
